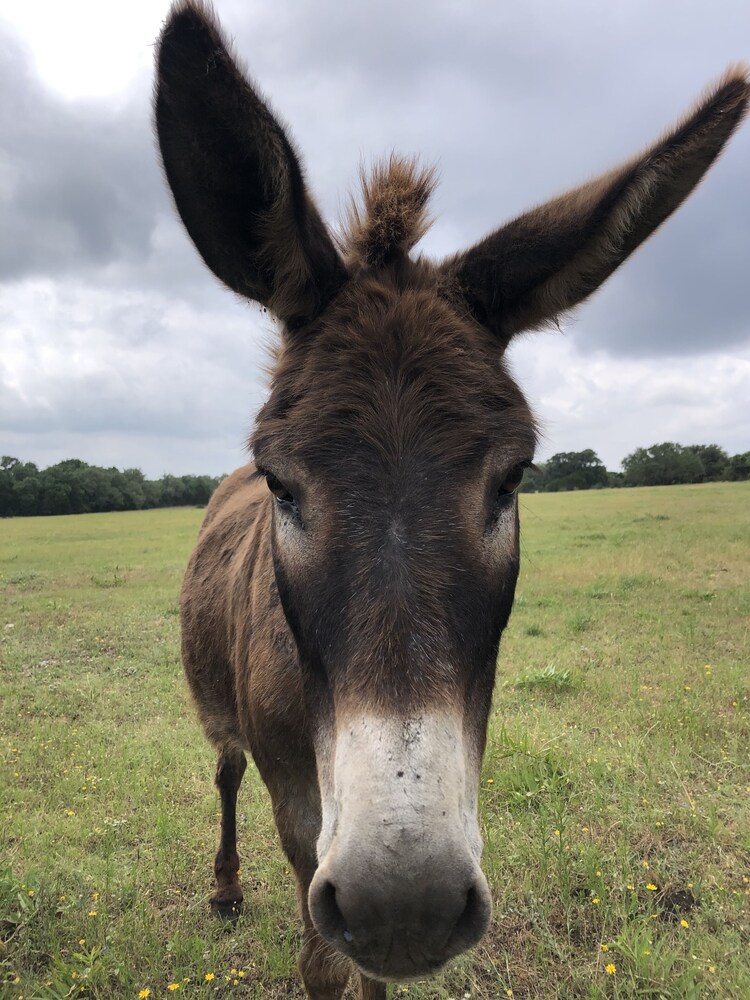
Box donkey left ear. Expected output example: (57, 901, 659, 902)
(439, 67, 749, 349)
(154, 1, 346, 331)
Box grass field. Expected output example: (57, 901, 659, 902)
(1, 483, 748, 999)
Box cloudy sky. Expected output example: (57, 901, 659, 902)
(2, 0, 749, 477)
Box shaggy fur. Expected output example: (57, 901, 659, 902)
(342, 157, 437, 269)
(154, 3, 749, 997)
(440, 64, 750, 346)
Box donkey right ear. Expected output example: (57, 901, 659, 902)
(154, 1, 346, 331)
(439, 67, 749, 350)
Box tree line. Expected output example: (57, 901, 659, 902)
(522, 443, 750, 493)
(1, 442, 748, 516)
(0, 457, 223, 517)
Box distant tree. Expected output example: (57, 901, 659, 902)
(14, 475, 42, 516)
(186, 475, 218, 505)
(158, 474, 188, 507)
(542, 449, 609, 492)
(44, 459, 88, 513)
(0, 459, 41, 516)
(607, 471, 625, 488)
(142, 478, 163, 508)
(685, 444, 729, 482)
(0, 457, 223, 517)
(622, 442, 704, 486)
(38, 478, 73, 516)
(121, 469, 147, 510)
(519, 463, 547, 493)
(723, 451, 750, 481)
(0, 457, 19, 516)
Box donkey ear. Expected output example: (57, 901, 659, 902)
(440, 67, 749, 348)
(154, 1, 346, 330)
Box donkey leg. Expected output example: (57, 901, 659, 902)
(359, 975, 387, 1000)
(270, 791, 351, 1000)
(210, 746, 247, 920)
(297, 902, 352, 1000)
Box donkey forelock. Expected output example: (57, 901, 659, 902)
(341, 157, 437, 270)
(250, 166, 538, 713)
(252, 155, 537, 478)
(251, 265, 537, 711)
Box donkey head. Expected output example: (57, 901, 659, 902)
(155, 0, 748, 982)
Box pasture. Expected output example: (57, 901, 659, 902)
(1, 482, 748, 999)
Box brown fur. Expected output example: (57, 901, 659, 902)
(342, 157, 437, 269)
(155, 5, 748, 997)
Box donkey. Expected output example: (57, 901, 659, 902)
(155, 3, 748, 997)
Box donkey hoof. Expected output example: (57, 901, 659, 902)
(210, 894, 244, 923)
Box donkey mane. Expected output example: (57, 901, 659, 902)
(342, 158, 437, 269)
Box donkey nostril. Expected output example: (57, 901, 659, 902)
(312, 878, 353, 946)
(451, 882, 491, 949)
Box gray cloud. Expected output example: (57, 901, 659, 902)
(0, 28, 158, 280)
(1, 0, 749, 477)
(509, 336, 750, 468)
(195, 0, 750, 360)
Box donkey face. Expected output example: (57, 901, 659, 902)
(155, 0, 748, 981)
(252, 263, 536, 974)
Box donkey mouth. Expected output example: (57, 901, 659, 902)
(332, 922, 472, 982)
(309, 867, 492, 981)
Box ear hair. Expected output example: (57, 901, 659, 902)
(439, 66, 749, 348)
(154, 0, 347, 330)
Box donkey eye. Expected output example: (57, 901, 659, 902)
(498, 463, 527, 497)
(265, 473, 296, 507)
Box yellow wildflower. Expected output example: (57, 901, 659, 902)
(167, 985, 180, 992)
(680, 919, 689, 928)
(605, 963, 616, 975)
(646, 883, 657, 891)
(88, 910, 97, 917)
(204, 973, 215, 981)
(138, 991, 151, 999)
(601, 943, 609, 952)
(592, 897, 600, 904)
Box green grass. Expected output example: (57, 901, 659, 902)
(1, 483, 749, 999)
